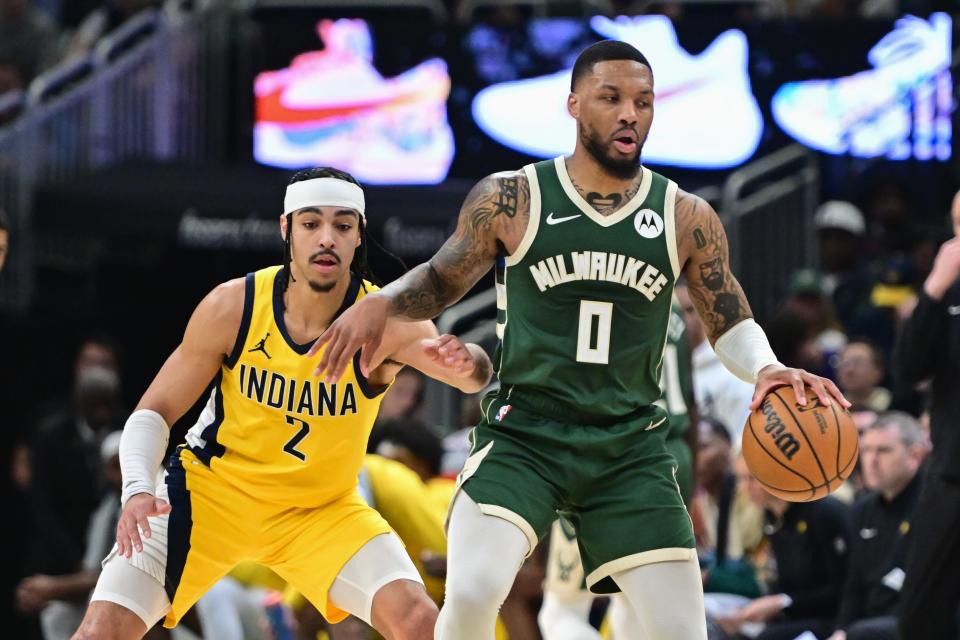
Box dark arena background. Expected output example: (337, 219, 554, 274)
(2, 0, 959, 638)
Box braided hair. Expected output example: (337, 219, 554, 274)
(283, 167, 380, 293)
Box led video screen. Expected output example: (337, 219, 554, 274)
(250, 12, 952, 184)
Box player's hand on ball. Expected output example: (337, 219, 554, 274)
(421, 334, 475, 377)
(751, 364, 850, 411)
(116, 493, 172, 558)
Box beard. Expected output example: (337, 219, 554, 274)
(307, 278, 337, 293)
(580, 124, 642, 180)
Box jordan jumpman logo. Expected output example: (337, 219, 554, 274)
(248, 332, 272, 359)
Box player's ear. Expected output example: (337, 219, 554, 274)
(280, 213, 288, 241)
(567, 91, 580, 119)
(567, 92, 579, 119)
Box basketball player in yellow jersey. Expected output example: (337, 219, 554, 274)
(71, 167, 493, 640)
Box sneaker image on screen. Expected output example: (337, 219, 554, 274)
(470, 15, 764, 169)
(254, 18, 455, 184)
(772, 13, 951, 161)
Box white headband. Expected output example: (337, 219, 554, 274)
(284, 177, 365, 218)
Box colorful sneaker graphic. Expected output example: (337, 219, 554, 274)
(254, 19, 455, 184)
(772, 13, 951, 161)
(471, 15, 763, 169)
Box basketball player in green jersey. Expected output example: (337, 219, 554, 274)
(312, 41, 850, 638)
(538, 300, 695, 640)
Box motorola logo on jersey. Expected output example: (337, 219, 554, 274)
(634, 209, 664, 239)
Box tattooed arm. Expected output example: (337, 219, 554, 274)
(675, 190, 753, 344)
(387, 170, 528, 320)
(674, 190, 849, 410)
(309, 171, 529, 381)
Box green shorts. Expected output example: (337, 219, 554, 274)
(455, 388, 695, 594)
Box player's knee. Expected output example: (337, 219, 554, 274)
(393, 597, 437, 640)
(72, 619, 120, 640)
(445, 574, 510, 614)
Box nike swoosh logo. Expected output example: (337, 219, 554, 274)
(948, 305, 960, 315)
(546, 212, 582, 225)
(645, 417, 667, 431)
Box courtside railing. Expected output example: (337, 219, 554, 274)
(721, 144, 820, 322)
(0, 6, 209, 311)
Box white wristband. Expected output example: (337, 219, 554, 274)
(713, 319, 781, 384)
(119, 409, 170, 507)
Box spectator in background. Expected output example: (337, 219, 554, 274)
(16, 432, 126, 640)
(894, 189, 960, 639)
(815, 201, 874, 335)
(828, 413, 925, 640)
(376, 366, 425, 424)
(63, 0, 154, 61)
(836, 339, 891, 413)
(371, 417, 444, 485)
(0, 0, 59, 83)
(765, 310, 822, 373)
(695, 418, 764, 598)
(0, 207, 9, 273)
(716, 455, 849, 640)
(860, 181, 923, 260)
(676, 284, 754, 446)
(27, 365, 123, 579)
(783, 269, 847, 380)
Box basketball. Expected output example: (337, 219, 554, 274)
(742, 386, 858, 502)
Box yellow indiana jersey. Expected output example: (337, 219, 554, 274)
(184, 265, 388, 508)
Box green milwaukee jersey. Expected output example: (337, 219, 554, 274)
(495, 157, 681, 418)
(659, 301, 693, 439)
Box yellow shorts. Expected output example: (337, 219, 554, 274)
(163, 448, 392, 627)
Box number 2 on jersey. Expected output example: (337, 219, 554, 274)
(283, 415, 310, 461)
(576, 300, 613, 364)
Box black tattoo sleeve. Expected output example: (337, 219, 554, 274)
(382, 173, 529, 321)
(678, 193, 753, 341)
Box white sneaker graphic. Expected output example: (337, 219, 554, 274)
(471, 15, 763, 169)
(772, 13, 951, 160)
(254, 19, 455, 184)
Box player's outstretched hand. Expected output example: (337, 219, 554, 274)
(750, 364, 850, 411)
(116, 493, 171, 558)
(421, 335, 476, 378)
(310, 293, 390, 381)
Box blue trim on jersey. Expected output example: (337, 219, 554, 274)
(353, 351, 389, 399)
(224, 273, 256, 369)
(190, 371, 227, 465)
(163, 451, 193, 602)
(272, 268, 361, 355)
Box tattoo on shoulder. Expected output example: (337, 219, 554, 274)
(465, 173, 529, 234)
(693, 227, 707, 249)
(385, 172, 528, 321)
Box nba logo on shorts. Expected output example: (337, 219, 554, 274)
(495, 405, 512, 422)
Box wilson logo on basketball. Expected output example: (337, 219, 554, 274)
(761, 398, 801, 460)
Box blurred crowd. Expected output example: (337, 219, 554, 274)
(0, 0, 159, 95)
